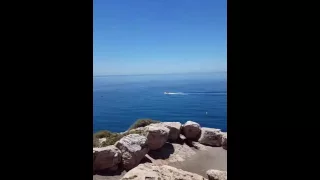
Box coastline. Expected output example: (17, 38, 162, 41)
(93, 120, 227, 180)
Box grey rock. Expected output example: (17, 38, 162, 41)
(221, 132, 227, 150)
(198, 128, 223, 146)
(115, 134, 149, 170)
(93, 145, 122, 172)
(206, 169, 227, 180)
(145, 125, 170, 150)
(161, 122, 182, 141)
(182, 121, 201, 140)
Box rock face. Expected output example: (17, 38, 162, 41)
(115, 134, 149, 170)
(198, 128, 223, 146)
(177, 134, 187, 144)
(161, 122, 182, 141)
(206, 169, 227, 180)
(121, 163, 207, 180)
(93, 145, 122, 172)
(145, 125, 170, 150)
(221, 133, 227, 150)
(182, 121, 201, 140)
(98, 138, 106, 145)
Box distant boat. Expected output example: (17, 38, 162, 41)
(164, 92, 169, 94)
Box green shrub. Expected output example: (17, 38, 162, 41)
(93, 130, 113, 139)
(101, 134, 123, 147)
(128, 118, 160, 130)
(93, 118, 161, 147)
(93, 136, 99, 147)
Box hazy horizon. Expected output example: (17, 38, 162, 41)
(93, 71, 227, 77)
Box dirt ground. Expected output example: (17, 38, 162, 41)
(93, 143, 227, 180)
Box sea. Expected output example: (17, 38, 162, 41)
(93, 72, 227, 133)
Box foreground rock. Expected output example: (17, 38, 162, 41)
(161, 122, 182, 141)
(147, 143, 197, 164)
(221, 133, 227, 150)
(198, 128, 223, 147)
(178, 134, 187, 144)
(98, 138, 107, 146)
(206, 169, 227, 180)
(93, 145, 122, 172)
(145, 125, 170, 150)
(182, 121, 201, 140)
(115, 134, 149, 170)
(121, 163, 207, 180)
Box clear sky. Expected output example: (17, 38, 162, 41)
(94, 0, 226, 76)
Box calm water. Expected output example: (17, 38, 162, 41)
(93, 73, 227, 133)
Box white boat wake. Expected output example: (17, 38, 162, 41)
(164, 92, 186, 95)
(164, 91, 226, 95)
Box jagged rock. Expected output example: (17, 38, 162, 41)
(161, 122, 182, 141)
(120, 127, 147, 135)
(221, 133, 227, 150)
(145, 125, 170, 150)
(206, 169, 227, 180)
(98, 138, 106, 144)
(129, 127, 148, 133)
(198, 128, 223, 146)
(115, 134, 149, 170)
(121, 163, 207, 180)
(93, 145, 122, 172)
(182, 121, 201, 140)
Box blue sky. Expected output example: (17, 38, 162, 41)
(94, 0, 226, 76)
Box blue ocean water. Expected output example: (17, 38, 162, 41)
(93, 73, 227, 133)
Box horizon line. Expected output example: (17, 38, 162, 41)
(93, 71, 227, 77)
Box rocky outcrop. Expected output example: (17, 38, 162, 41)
(115, 134, 149, 170)
(93, 145, 122, 172)
(206, 169, 227, 180)
(221, 132, 227, 150)
(161, 122, 182, 141)
(198, 128, 223, 147)
(121, 163, 207, 180)
(93, 120, 227, 177)
(145, 125, 170, 150)
(98, 138, 107, 145)
(177, 134, 187, 144)
(182, 121, 201, 140)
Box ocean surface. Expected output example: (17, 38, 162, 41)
(93, 73, 227, 133)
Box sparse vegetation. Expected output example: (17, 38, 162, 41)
(93, 118, 158, 147)
(93, 130, 122, 147)
(93, 130, 113, 139)
(128, 118, 160, 130)
(93, 129, 146, 147)
(93, 136, 99, 147)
